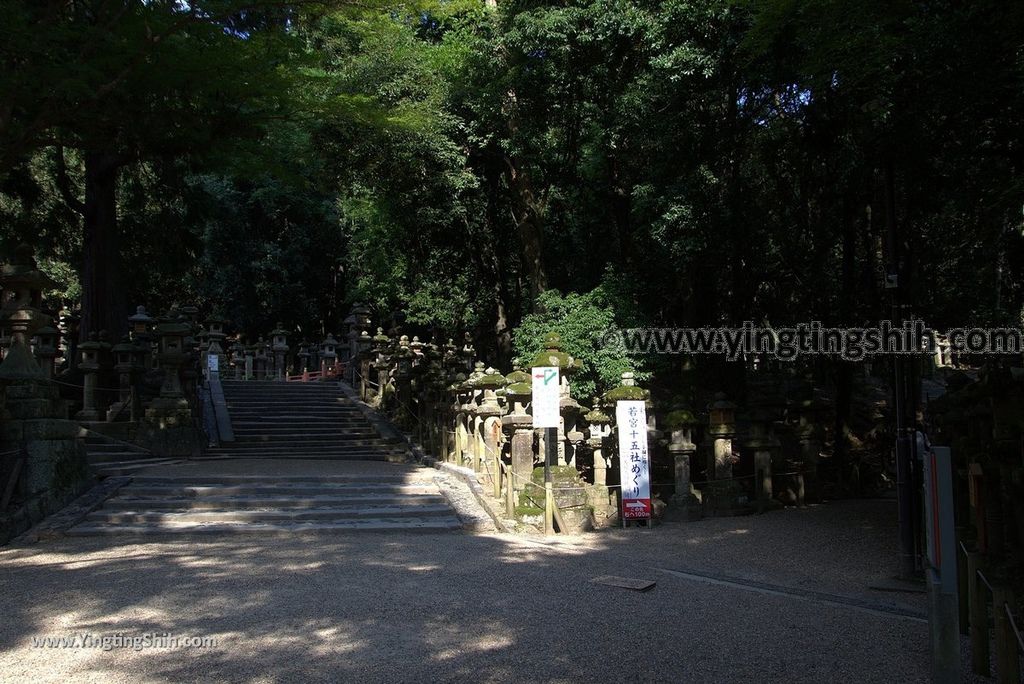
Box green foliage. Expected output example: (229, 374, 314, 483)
(513, 286, 649, 400)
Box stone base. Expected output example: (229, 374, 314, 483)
(137, 399, 203, 458)
(664, 494, 703, 522)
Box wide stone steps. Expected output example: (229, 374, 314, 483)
(69, 474, 464, 536)
(84, 432, 181, 477)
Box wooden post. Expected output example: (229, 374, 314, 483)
(967, 552, 990, 676)
(505, 466, 515, 518)
(993, 587, 1020, 684)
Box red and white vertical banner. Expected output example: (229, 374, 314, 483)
(616, 400, 651, 520)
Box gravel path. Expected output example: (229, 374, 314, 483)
(0, 498, 936, 683)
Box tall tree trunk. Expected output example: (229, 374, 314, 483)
(80, 150, 125, 340)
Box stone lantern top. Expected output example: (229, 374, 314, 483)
(79, 332, 102, 353)
(664, 408, 700, 428)
(1, 244, 58, 302)
(128, 305, 154, 331)
(602, 371, 650, 404)
(270, 322, 289, 337)
(472, 367, 507, 389)
(584, 398, 612, 424)
(530, 331, 581, 372)
(504, 369, 532, 396)
(373, 327, 389, 344)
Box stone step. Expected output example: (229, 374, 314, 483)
(65, 517, 464, 536)
(230, 429, 374, 437)
(203, 448, 397, 459)
(86, 503, 455, 523)
(103, 494, 447, 510)
(118, 483, 436, 497)
(198, 453, 393, 462)
(131, 474, 413, 484)
(87, 450, 162, 464)
(92, 459, 183, 477)
(216, 440, 390, 450)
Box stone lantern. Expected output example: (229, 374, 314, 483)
(501, 370, 535, 499)
(0, 244, 58, 358)
(585, 399, 613, 489)
(75, 333, 103, 421)
(33, 325, 59, 380)
(530, 332, 583, 466)
(473, 367, 507, 490)
(665, 406, 701, 520)
(297, 341, 311, 375)
(240, 339, 254, 378)
(706, 392, 742, 512)
(137, 315, 201, 457)
(254, 337, 269, 380)
(108, 336, 139, 421)
(270, 323, 290, 381)
(230, 340, 246, 380)
(320, 333, 339, 378)
(128, 305, 155, 369)
(344, 303, 372, 379)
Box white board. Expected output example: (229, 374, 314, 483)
(531, 366, 560, 428)
(616, 400, 651, 519)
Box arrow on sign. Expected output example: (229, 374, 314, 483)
(625, 501, 647, 509)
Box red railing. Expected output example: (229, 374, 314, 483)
(285, 363, 347, 383)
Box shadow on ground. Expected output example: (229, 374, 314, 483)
(0, 498, 929, 683)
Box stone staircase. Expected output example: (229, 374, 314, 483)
(84, 431, 181, 478)
(67, 473, 464, 536)
(66, 380, 474, 536)
(204, 380, 407, 461)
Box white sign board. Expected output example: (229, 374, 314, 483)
(616, 400, 651, 520)
(207, 354, 219, 372)
(531, 366, 560, 428)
